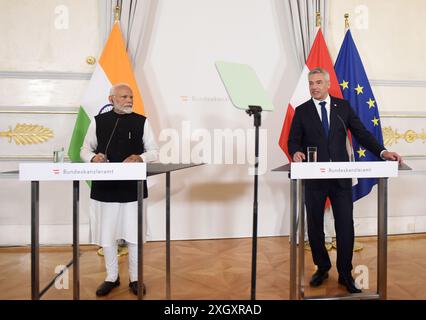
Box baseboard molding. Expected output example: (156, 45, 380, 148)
(322, 215, 426, 238)
(354, 216, 426, 236)
(0, 224, 91, 246)
(1, 216, 425, 245)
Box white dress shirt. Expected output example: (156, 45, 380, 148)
(312, 95, 331, 126)
(312, 95, 387, 159)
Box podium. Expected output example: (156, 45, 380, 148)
(273, 161, 400, 300)
(13, 162, 201, 300)
(146, 163, 203, 299)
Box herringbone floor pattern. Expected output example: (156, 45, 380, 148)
(1, 234, 425, 300)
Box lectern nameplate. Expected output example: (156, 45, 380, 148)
(19, 163, 146, 181)
(290, 161, 398, 180)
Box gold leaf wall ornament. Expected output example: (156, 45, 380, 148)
(0, 124, 54, 145)
(382, 126, 426, 147)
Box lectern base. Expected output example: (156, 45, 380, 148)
(303, 240, 363, 252)
(97, 244, 129, 257)
(331, 240, 364, 252)
(303, 241, 333, 251)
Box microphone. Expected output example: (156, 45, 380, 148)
(104, 118, 120, 162)
(336, 114, 355, 162)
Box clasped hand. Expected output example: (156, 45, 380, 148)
(91, 153, 143, 163)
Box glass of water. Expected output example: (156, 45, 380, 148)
(307, 147, 317, 162)
(53, 147, 65, 163)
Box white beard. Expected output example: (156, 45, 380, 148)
(114, 104, 133, 114)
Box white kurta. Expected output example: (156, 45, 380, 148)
(80, 116, 159, 246)
(89, 200, 147, 246)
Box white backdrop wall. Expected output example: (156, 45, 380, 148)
(0, 0, 299, 244)
(125, 0, 300, 241)
(1, 0, 425, 245)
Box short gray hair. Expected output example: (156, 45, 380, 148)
(308, 67, 330, 81)
(109, 83, 132, 96)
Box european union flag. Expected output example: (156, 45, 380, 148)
(334, 30, 384, 201)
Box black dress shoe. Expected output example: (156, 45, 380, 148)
(129, 281, 147, 296)
(96, 276, 120, 296)
(309, 269, 329, 287)
(338, 276, 362, 294)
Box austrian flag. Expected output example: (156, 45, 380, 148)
(278, 29, 343, 161)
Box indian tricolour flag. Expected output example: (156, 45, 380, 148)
(68, 22, 145, 162)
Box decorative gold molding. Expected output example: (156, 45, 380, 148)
(0, 124, 54, 145)
(380, 114, 426, 157)
(383, 126, 426, 147)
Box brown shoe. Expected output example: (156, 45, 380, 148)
(96, 276, 120, 296)
(129, 281, 146, 296)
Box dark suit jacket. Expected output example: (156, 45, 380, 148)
(288, 96, 385, 188)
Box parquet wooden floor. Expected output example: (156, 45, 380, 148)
(1, 234, 425, 300)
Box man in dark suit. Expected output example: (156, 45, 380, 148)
(288, 67, 401, 293)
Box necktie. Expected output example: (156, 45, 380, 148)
(319, 101, 329, 138)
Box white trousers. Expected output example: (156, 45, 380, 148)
(90, 199, 148, 282)
(104, 242, 139, 282)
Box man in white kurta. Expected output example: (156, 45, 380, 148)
(80, 83, 158, 296)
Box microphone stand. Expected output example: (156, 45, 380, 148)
(246, 105, 262, 300)
(336, 114, 363, 252)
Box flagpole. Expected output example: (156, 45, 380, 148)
(335, 13, 364, 254)
(126, 0, 144, 297)
(304, 12, 334, 252)
(344, 13, 350, 29)
(343, 13, 364, 253)
(114, 5, 121, 23)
